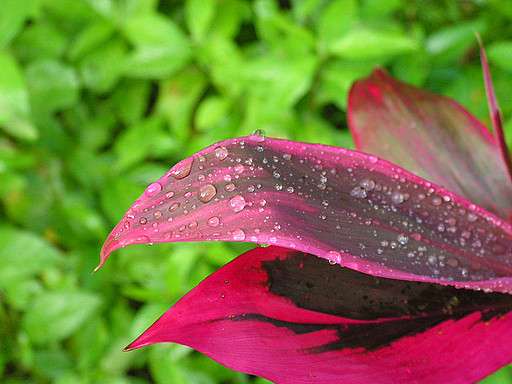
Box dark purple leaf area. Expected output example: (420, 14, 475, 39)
(126, 246, 512, 384)
(101, 135, 512, 292)
(241, 251, 512, 351)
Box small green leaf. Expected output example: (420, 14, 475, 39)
(26, 59, 80, 113)
(316, 0, 357, 54)
(79, 39, 127, 93)
(114, 117, 166, 171)
(0, 226, 62, 285)
(0, 52, 37, 141)
(122, 14, 192, 79)
(185, 0, 216, 41)
(13, 21, 67, 61)
(0, 0, 37, 48)
(329, 26, 418, 59)
(23, 291, 101, 344)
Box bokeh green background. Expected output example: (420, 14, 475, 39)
(2, 0, 512, 383)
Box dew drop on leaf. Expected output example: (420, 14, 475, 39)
(229, 195, 246, 212)
(145, 182, 162, 197)
(232, 229, 246, 241)
(199, 184, 217, 203)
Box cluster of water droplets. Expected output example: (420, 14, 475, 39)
(108, 133, 512, 288)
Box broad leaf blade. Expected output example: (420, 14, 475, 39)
(126, 246, 512, 384)
(348, 69, 512, 219)
(100, 136, 512, 293)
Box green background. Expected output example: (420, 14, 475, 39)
(1, 0, 512, 383)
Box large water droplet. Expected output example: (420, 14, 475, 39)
(327, 251, 342, 265)
(229, 195, 246, 212)
(397, 234, 409, 245)
(199, 184, 217, 203)
(232, 229, 246, 241)
(145, 182, 162, 197)
(170, 159, 193, 179)
(359, 178, 375, 191)
(250, 129, 266, 142)
(208, 216, 220, 227)
(215, 146, 228, 160)
(391, 191, 405, 205)
(350, 186, 367, 199)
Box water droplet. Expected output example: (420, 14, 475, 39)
(327, 251, 341, 265)
(467, 213, 478, 222)
(391, 191, 405, 205)
(225, 183, 236, 192)
(232, 229, 246, 241)
(139, 217, 148, 225)
(208, 216, 220, 227)
(145, 182, 162, 197)
(154, 210, 162, 219)
(170, 159, 193, 179)
(431, 196, 442, 206)
(447, 258, 459, 268)
(250, 129, 266, 142)
(199, 184, 217, 203)
(229, 195, 246, 212)
(234, 164, 244, 174)
(350, 186, 367, 199)
(165, 191, 175, 199)
(215, 146, 229, 160)
(283, 153, 292, 160)
(169, 202, 180, 212)
(359, 178, 376, 191)
(397, 234, 409, 245)
(368, 155, 378, 164)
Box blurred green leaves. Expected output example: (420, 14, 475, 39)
(0, 0, 511, 383)
(0, 52, 36, 140)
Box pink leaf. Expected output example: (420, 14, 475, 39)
(100, 136, 512, 293)
(348, 69, 512, 219)
(478, 40, 512, 186)
(126, 246, 512, 384)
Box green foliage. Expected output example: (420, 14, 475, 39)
(0, 0, 511, 382)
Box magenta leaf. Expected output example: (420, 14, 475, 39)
(100, 135, 512, 293)
(348, 69, 512, 219)
(479, 41, 512, 184)
(126, 246, 512, 384)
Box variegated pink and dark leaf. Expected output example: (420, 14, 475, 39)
(126, 246, 512, 384)
(348, 69, 512, 219)
(100, 135, 512, 293)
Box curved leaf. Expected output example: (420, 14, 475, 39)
(126, 246, 512, 384)
(479, 42, 512, 187)
(100, 136, 512, 293)
(348, 69, 512, 219)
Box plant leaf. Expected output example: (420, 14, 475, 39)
(126, 246, 512, 384)
(348, 69, 512, 219)
(479, 41, 512, 190)
(100, 135, 512, 293)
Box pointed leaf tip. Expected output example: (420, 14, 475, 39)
(478, 38, 512, 187)
(100, 135, 512, 293)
